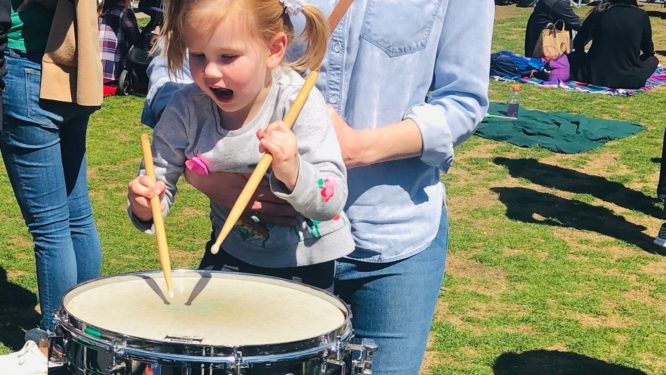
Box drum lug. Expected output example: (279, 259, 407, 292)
(349, 339, 378, 375)
(109, 362, 127, 374)
(234, 349, 248, 372)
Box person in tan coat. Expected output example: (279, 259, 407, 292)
(0, 1, 103, 373)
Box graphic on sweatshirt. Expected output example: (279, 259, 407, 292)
(318, 177, 336, 202)
(185, 156, 210, 176)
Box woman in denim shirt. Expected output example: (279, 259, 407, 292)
(141, 0, 494, 372)
(300, 1, 494, 372)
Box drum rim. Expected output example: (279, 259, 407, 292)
(57, 269, 352, 361)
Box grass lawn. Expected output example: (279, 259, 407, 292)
(2, 4, 666, 374)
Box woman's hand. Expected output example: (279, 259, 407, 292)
(328, 107, 367, 168)
(185, 170, 299, 227)
(127, 175, 166, 221)
(257, 121, 299, 191)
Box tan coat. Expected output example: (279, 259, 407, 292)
(40, 0, 102, 107)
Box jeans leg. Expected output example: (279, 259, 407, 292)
(335, 208, 448, 375)
(1, 121, 79, 332)
(0, 50, 101, 332)
(60, 114, 102, 283)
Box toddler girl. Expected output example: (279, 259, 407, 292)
(127, 0, 353, 290)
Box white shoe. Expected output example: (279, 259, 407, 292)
(0, 340, 47, 375)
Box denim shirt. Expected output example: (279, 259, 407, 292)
(292, 0, 494, 262)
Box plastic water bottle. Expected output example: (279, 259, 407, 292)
(506, 84, 520, 118)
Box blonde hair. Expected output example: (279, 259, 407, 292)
(162, 0, 328, 74)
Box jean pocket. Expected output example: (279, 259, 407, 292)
(360, 0, 443, 57)
(24, 68, 61, 128)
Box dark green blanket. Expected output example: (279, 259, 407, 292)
(475, 103, 644, 153)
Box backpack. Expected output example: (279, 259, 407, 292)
(490, 51, 546, 79)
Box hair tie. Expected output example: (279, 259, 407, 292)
(280, 0, 305, 16)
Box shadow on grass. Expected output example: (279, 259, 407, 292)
(492, 187, 662, 254)
(0, 266, 40, 350)
(647, 10, 666, 19)
(657, 50, 666, 58)
(494, 158, 662, 218)
(494, 350, 647, 375)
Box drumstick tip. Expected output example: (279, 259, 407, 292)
(210, 242, 220, 255)
(167, 288, 174, 300)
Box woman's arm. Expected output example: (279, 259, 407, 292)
(334, 1, 493, 171)
(330, 111, 422, 168)
(573, 12, 594, 51)
(640, 12, 654, 57)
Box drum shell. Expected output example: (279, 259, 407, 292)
(51, 270, 355, 374)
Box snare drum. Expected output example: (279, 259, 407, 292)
(50, 270, 376, 374)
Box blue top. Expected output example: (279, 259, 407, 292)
(297, 0, 494, 262)
(141, 47, 193, 128)
(142, 0, 494, 263)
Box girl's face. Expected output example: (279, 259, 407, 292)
(185, 13, 282, 127)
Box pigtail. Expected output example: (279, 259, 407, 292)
(161, 0, 188, 74)
(288, 4, 328, 73)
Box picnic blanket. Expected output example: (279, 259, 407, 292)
(475, 103, 644, 153)
(490, 50, 666, 96)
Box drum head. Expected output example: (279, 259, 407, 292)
(61, 270, 347, 347)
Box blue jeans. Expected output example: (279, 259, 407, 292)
(335, 208, 448, 375)
(0, 49, 102, 332)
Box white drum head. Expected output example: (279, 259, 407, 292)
(62, 270, 346, 346)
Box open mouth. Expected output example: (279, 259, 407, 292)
(210, 87, 234, 103)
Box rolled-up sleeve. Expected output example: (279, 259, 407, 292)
(406, 0, 494, 172)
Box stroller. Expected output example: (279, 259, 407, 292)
(117, 44, 150, 95)
(117, 2, 162, 96)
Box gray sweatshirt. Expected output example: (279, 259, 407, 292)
(130, 67, 355, 268)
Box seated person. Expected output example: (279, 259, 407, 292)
(138, 0, 163, 48)
(568, 0, 658, 89)
(99, 0, 141, 85)
(524, 0, 582, 57)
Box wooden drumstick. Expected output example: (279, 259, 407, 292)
(140, 134, 174, 295)
(210, 70, 320, 254)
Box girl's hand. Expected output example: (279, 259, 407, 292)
(128, 175, 166, 221)
(257, 121, 299, 191)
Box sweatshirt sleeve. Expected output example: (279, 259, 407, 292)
(404, 0, 493, 172)
(269, 87, 348, 221)
(128, 89, 191, 233)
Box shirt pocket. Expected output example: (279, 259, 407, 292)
(360, 0, 443, 57)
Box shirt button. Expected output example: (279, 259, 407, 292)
(329, 94, 339, 104)
(333, 43, 342, 53)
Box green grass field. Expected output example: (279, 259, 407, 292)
(2, 4, 666, 374)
